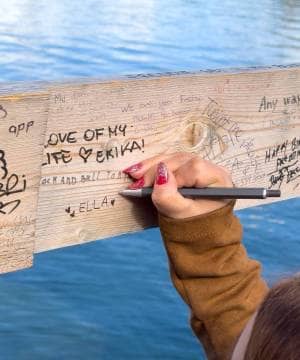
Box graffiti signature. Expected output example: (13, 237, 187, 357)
(0, 149, 27, 215)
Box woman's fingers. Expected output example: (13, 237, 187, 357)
(173, 157, 233, 217)
(122, 151, 232, 191)
(151, 160, 232, 219)
(121, 151, 234, 219)
(123, 152, 193, 178)
(174, 157, 233, 188)
(123, 152, 195, 189)
(151, 162, 195, 218)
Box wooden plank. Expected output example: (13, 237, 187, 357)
(35, 65, 300, 253)
(0, 91, 48, 272)
(1, 65, 300, 272)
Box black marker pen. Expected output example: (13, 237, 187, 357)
(119, 187, 281, 199)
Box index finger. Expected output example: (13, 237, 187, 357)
(174, 157, 233, 188)
(122, 152, 195, 179)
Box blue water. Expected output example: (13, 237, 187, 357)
(1, 1, 300, 359)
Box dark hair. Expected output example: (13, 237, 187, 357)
(244, 275, 300, 359)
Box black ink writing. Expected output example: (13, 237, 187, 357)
(65, 196, 116, 217)
(65, 206, 75, 217)
(265, 137, 300, 164)
(0, 105, 7, 119)
(258, 96, 278, 112)
(45, 124, 128, 146)
(276, 149, 300, 170)
(79, 197, 113, 212)
(0, 149, 8, 180)
(265, 140, 288, 163)
(42, 150, 72, 166)
(258, 94, 300, 113)
(0, 149, 27, 215)
(283, 94, 300, 107)
(47, 131, 77, 145)
(79, 147, 93, 163)
(268, 161, 300, 189)
(40, 170, 127, 186)
(9, 121, 34, 137)
(83, 128, 104, 142)
(43, 139, 145, 167)
(95, 139, 144, 163)
(265, 137, 300, 188)
(108, 124, 127, 138)
(291, 137, 300, 151)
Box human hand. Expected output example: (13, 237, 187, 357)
(122, 152, 233, 219)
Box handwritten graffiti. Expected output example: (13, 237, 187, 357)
(42, 138, 145, 166)
(0, 105, 7, 119)
(9, 121, 34, 137)
(268, 161, 300, 189)
(0, 150, 8, 179)
(0, 150, 27, 215)
(65, 196, 116, 218)
(265, 137, 300, 189)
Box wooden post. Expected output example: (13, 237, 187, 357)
(0, 90, 48, 272)
(1, 65, 300, 273)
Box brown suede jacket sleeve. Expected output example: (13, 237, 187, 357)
(158, 200, 269, 360)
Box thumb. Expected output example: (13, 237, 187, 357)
(151, 162, 192, 218)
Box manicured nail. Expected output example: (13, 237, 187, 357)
(122, 162, 143, 174)
(128, 177, 145, 189)
(156, 162, 168, 185)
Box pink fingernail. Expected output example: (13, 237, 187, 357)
(156, 162, 168, 185)
(128, 177, 145, 189)
(122, 162, 143, 174)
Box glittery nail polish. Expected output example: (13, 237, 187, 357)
(156, 162, 168, 185)
(122, 162, 143, 174)
(128, 177, 145, 189)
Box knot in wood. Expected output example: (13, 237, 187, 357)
(178, 118, 210, 152)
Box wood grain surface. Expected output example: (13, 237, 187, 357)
(0, 92, 48, 272)
(1, 65, 300, 272)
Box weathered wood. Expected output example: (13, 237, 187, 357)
(0, 92, 48, 272)
(1, 65, 300, 273)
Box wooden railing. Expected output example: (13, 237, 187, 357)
(1, 65, 300, 273)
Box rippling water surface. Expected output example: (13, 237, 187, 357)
(0, 1, 300, 359)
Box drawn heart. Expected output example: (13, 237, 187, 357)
(111, 199, 115, 206)
(79, 146, 93, 163)
(65, 206, 71, 213)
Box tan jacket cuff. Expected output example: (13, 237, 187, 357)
(158, 200, 242, 251)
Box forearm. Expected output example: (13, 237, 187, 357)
(158, 200, 269, 360)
